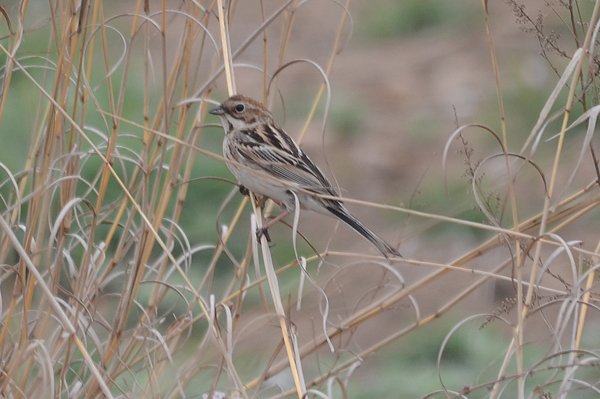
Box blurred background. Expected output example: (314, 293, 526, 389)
(0, 0, 598, 398)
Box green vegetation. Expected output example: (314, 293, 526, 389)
(358, 0, 475, 39)
(0, 1, 598, 398)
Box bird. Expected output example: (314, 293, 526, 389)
(209, 94, 401, 258)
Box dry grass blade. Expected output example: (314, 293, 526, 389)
(0, 216, 113, 398)
(0, 1, 599, 398)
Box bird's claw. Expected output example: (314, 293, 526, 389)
(255, 227, 271, 243)
(239, 185, 249, 196)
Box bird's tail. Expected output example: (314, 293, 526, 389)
(326, 205, 401, 258)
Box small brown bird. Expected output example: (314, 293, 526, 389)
(210, 95, 400, 258)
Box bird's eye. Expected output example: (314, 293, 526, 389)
(234, 103, 245, 113)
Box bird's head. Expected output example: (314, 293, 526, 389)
(209, 95, 273, 131)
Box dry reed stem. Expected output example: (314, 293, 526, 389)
(215, 0, 305, 396)
(482, 2, 527, 395)
(495, 2, 600, 398)
(0, 1, 598, 397)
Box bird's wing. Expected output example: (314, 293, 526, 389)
(236, 125, 338, 197)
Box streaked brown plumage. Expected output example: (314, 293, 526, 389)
(210, 95, 400, 258)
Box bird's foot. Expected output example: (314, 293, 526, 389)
(255, 226, 272, 243)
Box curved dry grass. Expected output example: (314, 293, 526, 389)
(0, 1, 598, 398)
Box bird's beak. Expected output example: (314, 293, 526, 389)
(209, 105, 224, 116)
